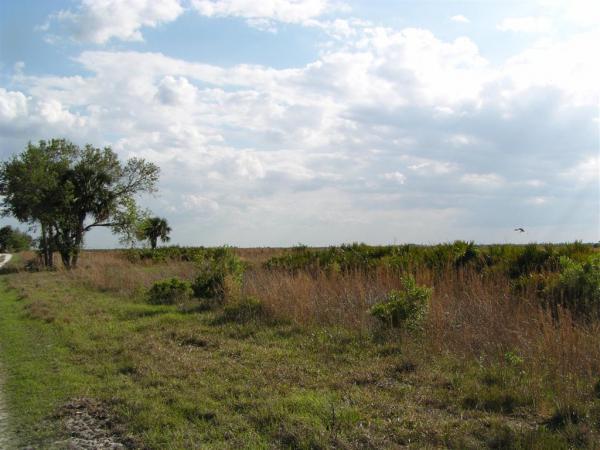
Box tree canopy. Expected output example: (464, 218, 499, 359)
(0, 139, 159, 269)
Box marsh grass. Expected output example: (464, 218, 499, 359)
(0, 246, 599, 448)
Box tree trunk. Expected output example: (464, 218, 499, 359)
(150, 236, 157, 249)
(39, 222, 54, 268)
(60, 251, 72, 270)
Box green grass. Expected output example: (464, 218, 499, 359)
(0, 268, 598, 449)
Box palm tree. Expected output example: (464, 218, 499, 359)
(139, 217, 171, 249)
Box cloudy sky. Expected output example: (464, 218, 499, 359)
(0, 0, 598, 247)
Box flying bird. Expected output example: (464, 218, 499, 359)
(514, 228, 525, 233)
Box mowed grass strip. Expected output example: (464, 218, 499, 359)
(0, 256, 597, 448)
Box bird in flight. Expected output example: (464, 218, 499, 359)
(514, 227, 525, 233)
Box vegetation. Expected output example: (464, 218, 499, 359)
(192, 247, 246, 301)
(0, 139, 159, 269)
(137, 217, 172, 249)
(0, 242, 599, 448)
(0, 225, 32, 252)
(370, 275, 431, 330)
(147, 277, 192, 305)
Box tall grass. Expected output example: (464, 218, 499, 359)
(13, 244, 600, 406)
(62, 251, 196, 296)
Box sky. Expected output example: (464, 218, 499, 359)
(0, 0, 598, 247)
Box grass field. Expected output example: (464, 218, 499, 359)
(0, 245, 599, 449)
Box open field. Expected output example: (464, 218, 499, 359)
(0, 243, 599, 449)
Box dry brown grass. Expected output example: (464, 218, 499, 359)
(243, 264, 600, 406)
(243, 267, 410, 329)
(61, 251, 196, 297)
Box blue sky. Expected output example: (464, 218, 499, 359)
(0, 0, 598, 247)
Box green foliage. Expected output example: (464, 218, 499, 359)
(147, 278, 192, 305)
(504, 351, 524, 367)
(219, 296, 267, 324)
(548, 254, 600, 318)
(137, 217, 171, 249)
(0, 225, 32, 252)
(0, 139, 159, 269)
(369, 276, 432, 330)
(125, 246, 206, 262)
(192, 247, 245, 301)
(265, 241, 595, 277)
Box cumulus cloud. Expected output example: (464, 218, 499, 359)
(46, 0, 184, 44)
(497, 16, 553, 33)
(2, 14, 598, 244)
(155, 76, 198, 105)
(0, 88, 28, 121)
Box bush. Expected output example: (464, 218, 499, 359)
(219, 296, 268, 324)
(192, 247, 245, 301)
(370, 276, 432, 330)
(147, 278, 192, 305)
(0, 225, 32, 252)
(546, 254, 600, 318)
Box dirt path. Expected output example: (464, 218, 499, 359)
(0, 254, 13, 448)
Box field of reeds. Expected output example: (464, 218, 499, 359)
(0, 241, 599, 448)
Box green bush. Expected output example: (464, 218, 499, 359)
(219, 296, 267, 324)
(147, 277, 192, 305)
(126, 246, 206, 263)
(0, 225, 32, 252)
(370, 276, 432, 330)
(549, 254, 600, 318)
(192, 247, 245, 301)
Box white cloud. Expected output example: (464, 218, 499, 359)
(503, 30, 600, 104)
(190, 0, 339, 29)
(155, 76, 198, 105)
(383, 171, 406, 184)
(539, 0, 600, 27)
(182, 194, 220, 213)
(446, 134, 478, 147)
(561, 156, 600, 184)
(36, 99, 87, 127)
(450, 15, 470, 24)
(0, 88, 28, 121)
(525, 196, 549, 205)
(460, 173, 505, 187)
(408, 159, 457, 175)
(3, 18, 598, 244)
(47, 0, 184, 44)
(497, 16, 553, 33)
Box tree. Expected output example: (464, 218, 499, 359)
(0, 225, 32, 252)
(138, 217, 171, 249)
(0, 139, 159, 269)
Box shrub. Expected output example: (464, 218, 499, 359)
(147, 277, 192, 305)
(546, 254, 600, 319)
(219, 296, 267, 324)
(192, 247, 245, 301)
(369, 276, 432, 330)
